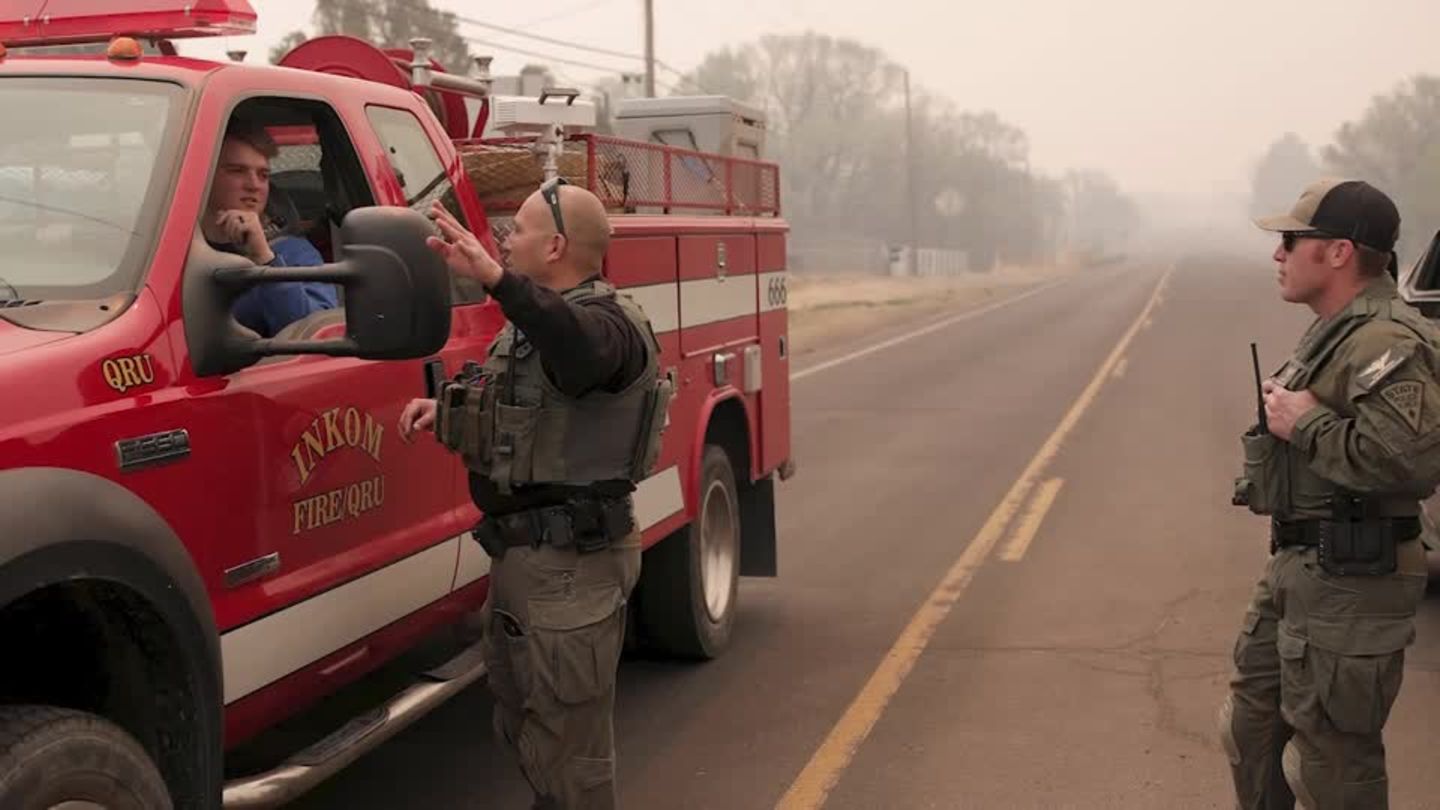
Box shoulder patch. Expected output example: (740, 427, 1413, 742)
(1355, 347, 1408, 391)
(1380, 380, 1424, 432)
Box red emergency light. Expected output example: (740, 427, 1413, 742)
(0, 0, 256, 47)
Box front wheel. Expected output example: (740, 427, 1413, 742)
(637, 445, 741, 659)
(0, 705, 171, 810)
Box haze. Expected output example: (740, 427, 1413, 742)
(177, 0, 1440, 255)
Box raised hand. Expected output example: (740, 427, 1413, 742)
(216, 209, 274, 265)
(426, 201, 503, 288)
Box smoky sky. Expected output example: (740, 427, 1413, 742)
(184, 0, 1440, 205)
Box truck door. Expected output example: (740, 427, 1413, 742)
(191, 95, 465, 710)
(361, 102, 506, 597)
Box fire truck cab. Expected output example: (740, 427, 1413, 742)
(0, 2, 792, 807)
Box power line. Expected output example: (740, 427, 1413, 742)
(457, 14, 644, 62)
(464, 36, 629, 74)
(465, 38, 682, 98)
(449, 10, 696, 91)
(513, 0, 619, 28)
(652, 60, 725, 96)
(453, 10, 699, 91)
(655, 64, 720, 95)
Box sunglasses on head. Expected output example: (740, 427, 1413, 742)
(540, 176, 569, 237)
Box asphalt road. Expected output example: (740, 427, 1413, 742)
(286, 256, 1440, 809)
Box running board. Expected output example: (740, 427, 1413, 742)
(221, 640, 488, 809)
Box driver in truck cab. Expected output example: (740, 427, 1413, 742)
(204, 118, 337, 337)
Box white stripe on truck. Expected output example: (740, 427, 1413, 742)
(680, 274, 758, 330)
(221, 465, 686, 704)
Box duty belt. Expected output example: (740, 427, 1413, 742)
(1270, 517, 1420, 552)
(472, 497, 634, 559)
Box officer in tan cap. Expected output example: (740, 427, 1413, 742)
(1221, 178, 1440, 809)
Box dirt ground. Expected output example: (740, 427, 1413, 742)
(786, 265, 1076, 357)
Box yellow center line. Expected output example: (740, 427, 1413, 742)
(1000, 477, 1066, 562)
(774, 265, 1174, 810)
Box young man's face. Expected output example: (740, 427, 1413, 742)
(208, 137, 271, 215)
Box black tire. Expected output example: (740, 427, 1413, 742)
(638, 445, 741, 659)
(0, 705, 170, 810)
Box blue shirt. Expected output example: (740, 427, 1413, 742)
(230, 236, 339, 338)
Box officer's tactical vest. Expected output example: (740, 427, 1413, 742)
(436, 280, 672, 494)
(1238, 293, 1436, 519)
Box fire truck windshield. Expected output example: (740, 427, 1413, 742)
(0, 77, 183, 301)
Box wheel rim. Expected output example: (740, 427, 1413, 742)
(50, 802, 109, 810)
(699, 477, 738, 623)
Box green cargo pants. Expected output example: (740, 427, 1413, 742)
(1220, 536, 1427, 809)
(482, 532, 642, 810)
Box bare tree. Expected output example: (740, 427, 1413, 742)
(275, 0, 471, 73)
(1325, 75, 1440, 258)
(685, 33, 1107, 269)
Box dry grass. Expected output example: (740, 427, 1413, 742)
(786, 265, 1075, 357)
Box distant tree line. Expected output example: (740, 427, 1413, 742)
(1252, 76, 1440, 262)
(266, 10, 1139, 269)
(682, 33, 1138, 268)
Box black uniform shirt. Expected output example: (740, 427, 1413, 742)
(467, 270, 651, 514)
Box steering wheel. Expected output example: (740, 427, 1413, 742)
(264, 183, 306, 241)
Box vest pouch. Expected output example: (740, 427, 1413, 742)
(459, 383, 489, 461)
(434, 383, 462, 453)
(629, 374, 674, 481)
(492, 403, 540, 491)
(1287, 452, 1344, 518)
(1240, 429, 1290, 516)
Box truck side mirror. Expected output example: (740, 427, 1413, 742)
(332, 206, 452, 359)
(184, 206, 452, 376)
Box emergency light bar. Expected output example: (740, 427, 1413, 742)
(0, 0, 257, 47)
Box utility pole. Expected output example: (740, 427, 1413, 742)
(643, 0, 656, 97)
(903, 67, 918, 275)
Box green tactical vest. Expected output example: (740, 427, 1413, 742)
(1237, 285, 1436, 519)
(435, 279, 673, 495)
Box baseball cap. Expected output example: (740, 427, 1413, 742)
(1254, 178, 1400, 253)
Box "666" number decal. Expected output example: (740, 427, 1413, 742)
(765, 274, 788, 308)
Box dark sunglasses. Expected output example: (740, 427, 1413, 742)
(1281, 231, 1341, 252)
(540, 176, 569, 237)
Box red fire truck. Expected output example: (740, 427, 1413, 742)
(0, 1, 793, 806)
